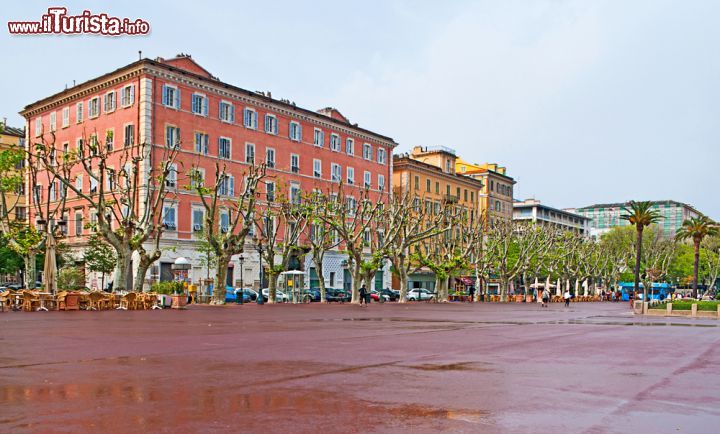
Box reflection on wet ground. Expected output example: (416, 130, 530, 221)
(322, 316, 720, 328)
(0, 381, 492, 433)
(2, 302, 718, 432)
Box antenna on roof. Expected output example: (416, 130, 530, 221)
(138, 50, 142, 60)
(73, 80, 76, 86)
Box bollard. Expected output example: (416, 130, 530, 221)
(666, 303, 673, 315)
(691, 303, 697, 317)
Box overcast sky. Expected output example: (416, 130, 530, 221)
(3, 0, 718, 219)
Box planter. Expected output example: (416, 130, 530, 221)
(64, 292, 81, 311)
(515, 295, 524, 303)
(171, 294, 187, 309)
(525, 295, 533, 303)
(156, 294, 172, 308)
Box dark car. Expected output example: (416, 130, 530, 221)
(380, 288, 398, 301)
(325, 287, 350, 302)
(304, 288, 322, 302)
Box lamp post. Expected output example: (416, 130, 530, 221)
(254, 236, 264, 305)
(238, 255, 244, 305)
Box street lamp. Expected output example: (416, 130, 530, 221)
(254, 236, 264, 305)
(238, 254, 244, 305)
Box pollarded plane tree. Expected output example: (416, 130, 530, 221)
(188, 161, 266, 304)
(304, 190, 342, 303)
(254, 185, 309, 304)
(412, 203, 475, 302)
(487, 220, 550, 302)
(314, 182, 383, 304)
(701, 234, 720, 297)
(517, 224, 558, 299)
(640, 230, 676, 301)
(384, 190, 450, 303)
(30, 128, 179, 292)
(18, 129, 69, 289)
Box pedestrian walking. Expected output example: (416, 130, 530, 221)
(541, 288, 550, 308)
(468, 286, 475, 303)
(359, 285, 367, 307)
(563, 290, 571, 307)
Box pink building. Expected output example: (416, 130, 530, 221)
(21, 54, 396, 290)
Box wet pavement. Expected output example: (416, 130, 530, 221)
(1, 302, 718, 433)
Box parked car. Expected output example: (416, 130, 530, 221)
(325, 287, 350, 302)
(223, 286, 251, 303)
(261, 288, 290, 302)
(408, 288, 436, 301)
(304, 288, 322, 302)
(237, 288, 258, 302)
(380, 288, 398, 301)
(370, 289, 390, 302)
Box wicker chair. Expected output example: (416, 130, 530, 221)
(102, 293, 116, 310)
(21, 291, 41, 312)
(88, 291, 105, 310)
(0, 290, 11, 312)
(117, 292, 136, 310)
(55, 291, 68, 310)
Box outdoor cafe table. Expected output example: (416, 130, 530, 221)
(36, 292, 53, 311)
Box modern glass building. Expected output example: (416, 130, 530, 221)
(568, 200, 702, 237)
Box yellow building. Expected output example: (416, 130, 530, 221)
(394, 146, 484, 222)
(456, 158, 515, 225)
(0, 120, 26, 222)
(392, 146, 484, 292)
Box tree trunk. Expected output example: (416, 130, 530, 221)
(435, 275, 448, 302)
(314, 253, 327, 303)
(351, 266, 363, 304)
(397, 260, 409, 303)
(499, 278, 508, 302)
(114, 248, 133, 292)
(134, 260, 151, 293)
(267, 271, 278, 304)
(692, 240, 700, 299)
(634, 227, 643, 300)
(213, 256, 229, 304)
(24, 253, 37, 289)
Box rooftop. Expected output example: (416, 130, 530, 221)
(0, 120, 24, 138)
(514, 198, 591, 221)
(576, 200, 703, 215)
(20, 54, 396, 146)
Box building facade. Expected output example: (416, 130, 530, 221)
(513, 199, 591, 235)
(568, 200, 703, 238)
(0, 120, 27, 223)
(392, 146, 484, 290)
(455, 158, 515, 225)
(21, 54, 396, 292)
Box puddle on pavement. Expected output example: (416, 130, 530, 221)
(0, 382, 491, 431)
(322, 317, 718, 328)
(401, 362, 493, 372)
(385, 403, 489, 422)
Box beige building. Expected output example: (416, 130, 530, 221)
(0, 119, 26, 223)
(392, 146, 484, 291)
(394, 146, 484, 221)
(456, 158, 515, 225)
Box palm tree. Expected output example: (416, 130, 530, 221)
(621, 201, 662, 303)
(675, 216, 719, 298)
